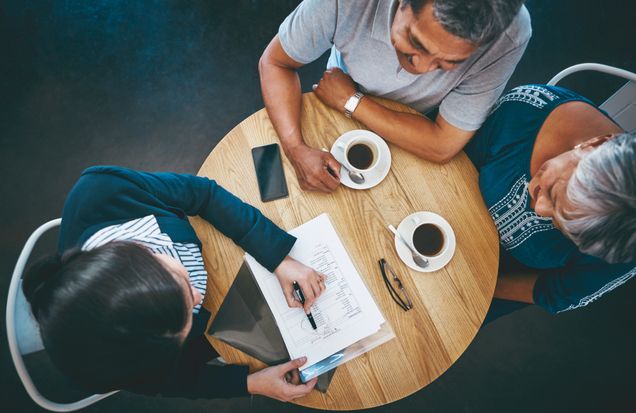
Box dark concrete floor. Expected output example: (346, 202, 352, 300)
(1, 1, 635, 412)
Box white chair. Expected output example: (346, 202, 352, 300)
(6, 218, 118, 412)
(548, 63, 636, 132)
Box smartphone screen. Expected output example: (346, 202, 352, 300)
(251, 143, 289, 202)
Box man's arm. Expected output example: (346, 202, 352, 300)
(312, 68, 474, 163)
(354, 96, 475, 164)
(493, 272, 538, 304)
(259, 36, 341, 192)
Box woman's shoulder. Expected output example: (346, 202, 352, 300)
(490, 84, 586, 113)
(467, 84, 596, 169)
(62, 167, 150, 222)
(59, 167, 184, 251)
(69, 166, 146, 201)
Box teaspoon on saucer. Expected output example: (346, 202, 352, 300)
(321, 148, 365, 184)
(342, 164, 365, 184)
(388, 225, 429, 268)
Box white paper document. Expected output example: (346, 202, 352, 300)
(245, 213, 386, 372)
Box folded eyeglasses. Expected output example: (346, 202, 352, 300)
(378, 258, 413, 311)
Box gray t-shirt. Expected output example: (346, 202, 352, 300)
(279, 0, 532, 131)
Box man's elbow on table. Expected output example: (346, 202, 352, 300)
(410, 116, 475, 164)
(408, 131, 473, 164)
(412, 144, 462, 164)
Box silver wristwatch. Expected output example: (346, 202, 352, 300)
(344, 91, 364, 118)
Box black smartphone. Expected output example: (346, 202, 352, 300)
(251, 143, 289, 202)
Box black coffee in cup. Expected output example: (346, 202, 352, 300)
(412, 223, 445, 256)
(346, 143, 374, 169)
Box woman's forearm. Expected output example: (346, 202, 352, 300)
(493, 272, 538, 303)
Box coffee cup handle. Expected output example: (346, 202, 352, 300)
(410, 217, 421, 226)
(332, 142, 348, 164)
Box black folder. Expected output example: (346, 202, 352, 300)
(208, 262, 335, 393)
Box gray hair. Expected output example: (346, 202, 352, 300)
(403, 0, 525, 45)
(557, 132, 636, 264)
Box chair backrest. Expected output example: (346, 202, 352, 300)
(599, 81, 636, 132)
(6, 218, 118, 412)
(548, 63, 636, 132)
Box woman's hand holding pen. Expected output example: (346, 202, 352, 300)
(274, 256, 326, 313)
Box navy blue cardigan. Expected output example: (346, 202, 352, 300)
(58, 166, 296, 399)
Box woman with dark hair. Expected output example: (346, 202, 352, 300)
(23, 166, 324, 401)
(464, 85, 635, 321)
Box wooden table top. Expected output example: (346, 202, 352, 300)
(191, 93, 499, 410)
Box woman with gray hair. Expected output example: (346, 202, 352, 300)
(464, 84, 635, 320)
(552, 133, 635, 264)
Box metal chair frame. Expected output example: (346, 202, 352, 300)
(547, 63, 636, 86)
(548, 63, 636, 132)
(6, 218, 118, 412)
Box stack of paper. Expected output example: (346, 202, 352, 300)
(245, 213, 390, 380)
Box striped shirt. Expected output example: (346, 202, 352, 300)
(82, 215, 207, 313)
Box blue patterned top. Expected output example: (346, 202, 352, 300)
(465, 85, 635, 313)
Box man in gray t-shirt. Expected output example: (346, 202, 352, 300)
(260, 0, 531, 193)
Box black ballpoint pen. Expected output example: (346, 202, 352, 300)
(292, 281, 318, 330)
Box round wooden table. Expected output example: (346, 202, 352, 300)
(191, 93, 499, 410)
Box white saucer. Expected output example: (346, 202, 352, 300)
(330, 130, 391, 190)
(394, 212, 456, 273)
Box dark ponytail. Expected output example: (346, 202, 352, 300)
(22, 241, 190, 393)
(23, 250, 82, 318)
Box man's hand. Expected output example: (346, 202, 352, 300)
(312, 68, 357, 112)
(259, 38, 347, 190)
(247, 357, 318, 402)
(287, 144, 341, 193)
(274, 256, 327, 313)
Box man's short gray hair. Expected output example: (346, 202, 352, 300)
(557, 132, 636, 264)
(403, 0, 525, 45)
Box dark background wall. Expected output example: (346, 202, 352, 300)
(1, 1, 635, 412)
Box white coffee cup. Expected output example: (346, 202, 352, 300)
(335, 136, 381, 173)
(408, 216, 449, 258)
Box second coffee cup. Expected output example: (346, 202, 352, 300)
(410, 219, 447, 258)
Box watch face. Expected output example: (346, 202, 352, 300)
(345, 94, 361, 112)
